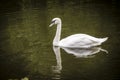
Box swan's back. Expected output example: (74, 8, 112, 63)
(58, 34, 108, 48)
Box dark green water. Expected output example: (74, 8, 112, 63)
(0, 0, 120, 80)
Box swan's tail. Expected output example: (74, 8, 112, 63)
(100, 37, 108, 43)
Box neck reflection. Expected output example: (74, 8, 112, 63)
(52, 46, 62, 80)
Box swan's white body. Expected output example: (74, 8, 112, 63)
(59, 34, 108, 48)
(49, 18, 108, 48)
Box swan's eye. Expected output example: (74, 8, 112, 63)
(51, 20, 56, 24)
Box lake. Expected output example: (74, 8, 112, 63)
(0, 0, 120, 80)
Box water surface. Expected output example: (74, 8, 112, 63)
(0, 0, 120, 80)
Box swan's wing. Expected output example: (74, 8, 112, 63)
(59, 34, 100, 48)
(68, 37, 99, 48)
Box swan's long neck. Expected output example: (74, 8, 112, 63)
(53, 22, 61, 45)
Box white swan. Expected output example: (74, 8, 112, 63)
(49, 18, 108, 48)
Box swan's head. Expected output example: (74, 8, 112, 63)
(49, 18, 61, 27)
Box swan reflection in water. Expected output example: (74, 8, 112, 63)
(52, 46, 62, 79)
(52, 46, 108, 79)
(62, 47, 108, 58)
